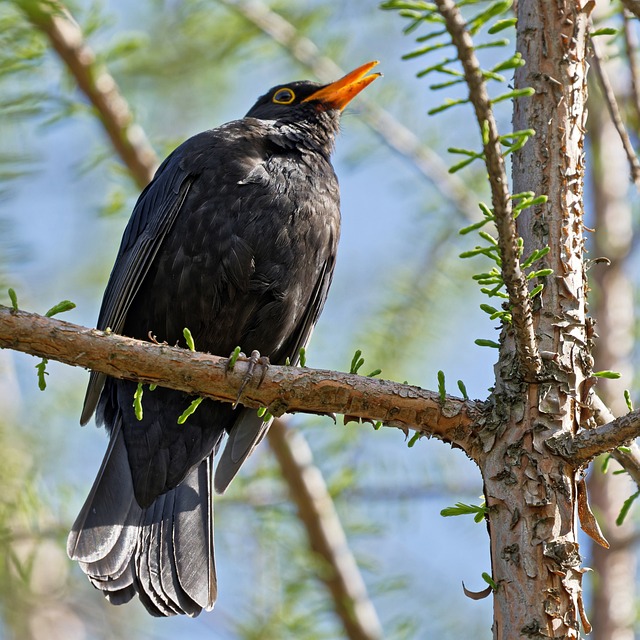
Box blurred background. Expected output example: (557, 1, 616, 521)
(0, 1, 639, 638)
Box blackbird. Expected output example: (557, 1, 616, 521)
(68, 61, 380, 616)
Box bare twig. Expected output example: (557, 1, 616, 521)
(218, 0, 479, 222)
(434, 0, 543, 378)
(590, 35, 640, 189)
(623, 11, 640, 129)
(268, 420, 383, 640)
(16, 0, 157, 188)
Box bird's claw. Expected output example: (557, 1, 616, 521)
(230, 349, 270, 408)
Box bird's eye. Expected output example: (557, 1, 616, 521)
(272, 88, 296, 105)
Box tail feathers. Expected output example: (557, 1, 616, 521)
(68, 423, 216, 617)
(215, 409, 272, 494)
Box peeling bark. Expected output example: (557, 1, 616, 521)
(486, 1, 592, 637)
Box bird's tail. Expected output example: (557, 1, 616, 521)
(67, 420, 216, 616)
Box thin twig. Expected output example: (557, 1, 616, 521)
(591, 395, 640, 488)
(218, 0, 479, 222)
(434, 0, 543, 378)
(623, 11, 640, 129)
(547, 394, 640, 471)
(590, 35, 640, 190)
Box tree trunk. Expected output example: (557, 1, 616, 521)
(485, 1, 591, 637)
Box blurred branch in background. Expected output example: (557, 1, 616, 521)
(217, 0, 480, 223)
(15, 0, 157, 189)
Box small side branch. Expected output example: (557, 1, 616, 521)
(434, 0, 543, 378)
(16, 0, 157, 188)
(547, 400, 640, 467)
(590, 35, 640, 190)
(0, 306, 486, 457)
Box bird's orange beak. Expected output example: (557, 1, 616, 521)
(303, 61, 381, 111)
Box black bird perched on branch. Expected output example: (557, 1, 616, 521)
(67, 61, 380, 616)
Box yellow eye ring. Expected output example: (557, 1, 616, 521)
(272, 88, 296, 105)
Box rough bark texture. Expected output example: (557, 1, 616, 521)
(486, 1, 592, 637)
(588, 96, 636, 640)
(0, 306, 486, 454)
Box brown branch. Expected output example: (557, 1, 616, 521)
(623, 11, 640, 127)
(434, 0, 543, 378)
(0, 305, 485, 456)
(16, 0, 158, 189)
(218, 0, 480, 222)
(547, 399, 640, 467)
(268, 419, 383, 640)
(590, 395, 640, 487)
(590, 35, 640, 190)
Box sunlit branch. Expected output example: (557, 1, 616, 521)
(434, 0, 543, 378)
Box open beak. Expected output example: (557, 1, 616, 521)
(303, 61, 381, 110)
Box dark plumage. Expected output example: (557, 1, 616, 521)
(68, 62, 380, 616)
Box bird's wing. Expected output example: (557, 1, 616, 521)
(214, 255, 337, 494)
(81, 152, 194, 425)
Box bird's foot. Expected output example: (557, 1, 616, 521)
(227, 349, 270, 408)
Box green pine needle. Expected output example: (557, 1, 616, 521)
(437, 370, 446, 403)
(35, 358, 48, 391)
(482, 572, 498, 590)
(617, 490, 640, 526)
(350, 350, 364, 374)
(593, 370, 621, 379)
(624, 390, 633, 412)
(183, 327, 196, 351)
(457, 379, 469, 400)
(177, 397, 204, 424)
(133, 382, 144, 421)
(475, 338, 501, 349)
(407, 432, 421, 448)
(228, 346, 242, 368)
(44, 300, 76, 318)
(8, 288, 18, 311)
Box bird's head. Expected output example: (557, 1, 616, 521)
(245, 61, 381, 153)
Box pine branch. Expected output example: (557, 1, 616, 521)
(218, 0, 480, 222)
(434, 0, 543, 378)
(0, 305, 485, 454)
